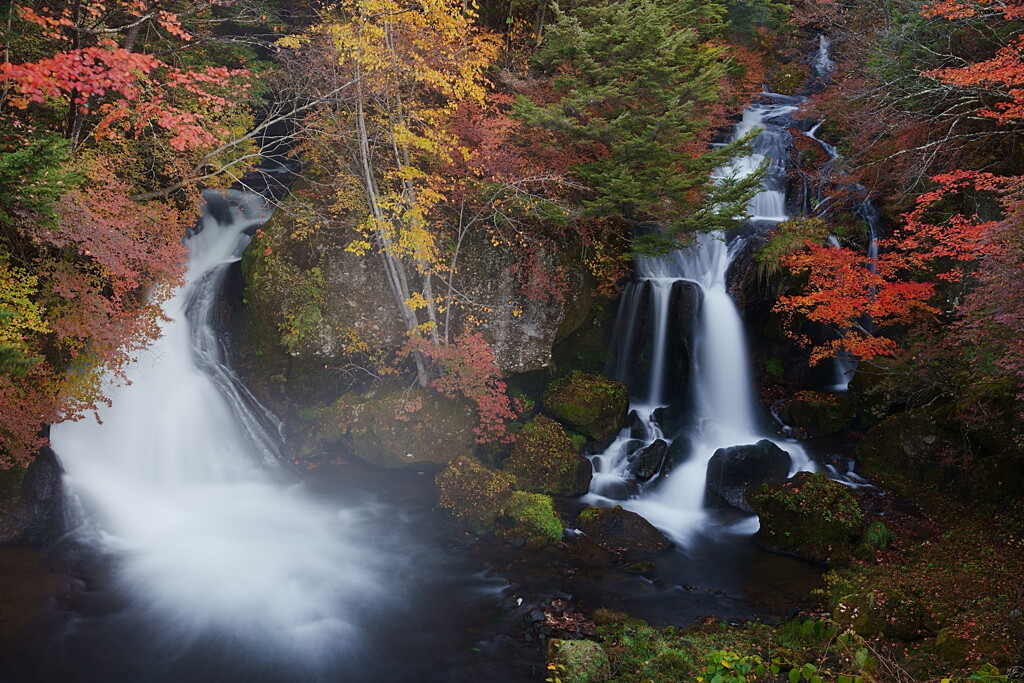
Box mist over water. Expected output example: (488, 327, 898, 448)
(49, 191, 388, 678)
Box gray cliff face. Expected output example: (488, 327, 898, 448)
(242, 192, 592, 377)
(454, 231, 592, 374)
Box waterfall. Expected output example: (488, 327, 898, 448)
(586, 96, 814, 545)
(49, 190, 382, 673)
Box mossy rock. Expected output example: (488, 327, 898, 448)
(748, 472, 864, 565)
(436, 456, 517, 533)
(496, 491, 564, 547)
(787, 391, 854, 437)
(833, 588, 924, 641)
(576, 506, 672, 559)
(855, 408, 961, 499)
(505, 416, 593, 496)
(542, 371, 628, 439)
(308, 385, 476, 468)
(546, 639, 609, 683)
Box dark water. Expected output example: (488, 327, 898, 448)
(0, 457, 822, 683)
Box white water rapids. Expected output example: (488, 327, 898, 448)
(50, 191, 381, 670)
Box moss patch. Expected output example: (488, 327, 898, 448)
(497, 491, 564, 546)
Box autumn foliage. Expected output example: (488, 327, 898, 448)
(0, 1, 262, 466)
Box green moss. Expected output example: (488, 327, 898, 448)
(504, 416, 587, 495)
(748, 472, 864, 565)
(436, 456, 517, 534)
(546, 639, 609, 683)
(542, 371, 628, 439)
(498, 491, 563, 546)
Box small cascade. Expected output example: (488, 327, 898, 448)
(586, 95, 814, 544)
(50, 190, 383, 674)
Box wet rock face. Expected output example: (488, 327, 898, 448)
(241, 185, 592, 379)
(786, 391, 854, 436)
(704, 440, 792, 512)
(0, 448, 64, 547)
(628, 439, 668, 482)
(575, 506, 672, 560)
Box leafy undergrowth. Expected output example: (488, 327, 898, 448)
(549, 610, 1015, 683)
(551, 489, 1024, 683)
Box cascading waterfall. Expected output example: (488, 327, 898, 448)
(49, 190, 382, 675)
(586, 96, 814, 545)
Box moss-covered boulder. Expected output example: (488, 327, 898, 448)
(787, 391, 854, 437)
(833, 588, 924, 641)
(496, 491, 564, 547)
(855, 408, 961, 498)
(303, 385, 477, 468)
(748, 472, 864, 565)
(576, 506, 672, 559)
(436, 456, 517, 533)
(546, 639, 610, 683)
(542, 371, 628, 440)
(505, 416, 592, 496)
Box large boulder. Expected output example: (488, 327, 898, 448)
(0, 448, 64, 546)
(704, 440, 792, 512)
(436, 456, 517, 533)
(855, 408, 961, 498)
(786, 391, 854, 436)
(300, 385, 477, 468)
(576, 506, 672, 559)
(748, 472, 864, 565)
(505, 417, 592, 496)
(542, 371, 628, 440)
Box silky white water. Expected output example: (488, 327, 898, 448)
(50, 191, 380, 667)
(587, 97, 814, 545)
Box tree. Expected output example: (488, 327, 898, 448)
(513, 0, 764, 252)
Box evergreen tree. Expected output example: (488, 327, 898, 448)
(515, 0, 764, 252)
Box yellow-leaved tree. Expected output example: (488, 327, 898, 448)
(281, 0, 499, 387)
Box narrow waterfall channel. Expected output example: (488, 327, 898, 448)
(45, 191, 396, 680)
(585, 95, 817, 544)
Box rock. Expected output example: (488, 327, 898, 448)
(626, 411, 646, 440)
(496, 491, 564, 547)
(704, 440, 792, 512)
(0, 448, 64, 546)
(659, 436, 692, 477)
(576, 506, 672, 559)
(787, 391, 854, 436)
(855, 408, 961, 498)
(748, 472, 864, 565)
(436, 456, 517, 533)
(319, 386, 477, 468)
(833, 589, 923, 641)
(628, 439, 668, 482)
(542, 371, 629, 440)
(505, 416, 593, 496)
(583, 435, 617, 456)
(546, 639, 609, 683)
